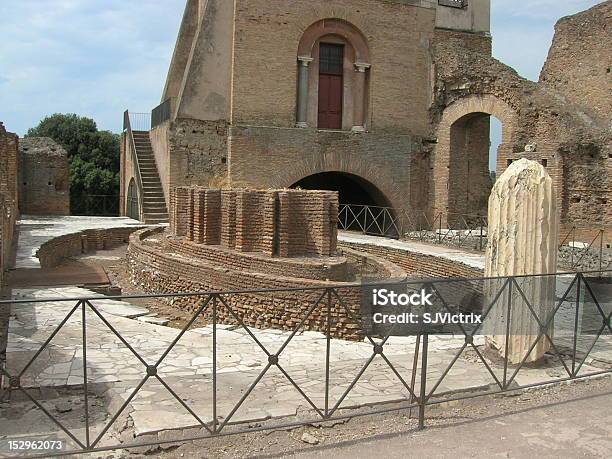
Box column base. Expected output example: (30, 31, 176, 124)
(351, 125, 366, 132)
(296, 122, 308, 128)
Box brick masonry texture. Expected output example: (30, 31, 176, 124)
(337, 240, 483, 280)
(0, 122, 19, 366)
(430, 24, 611, 232)
(124, 0, 611, 241)
(171, 187, 340, 258)
(18, 137, 70, 216)
(540, 1, 612, 128)
(37, 226, 145, 269)
(127, 227, 406, 340)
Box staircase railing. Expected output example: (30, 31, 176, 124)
(151, 98, 174, 129)
(123, 110, 144, 221)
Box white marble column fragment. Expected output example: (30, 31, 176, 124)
(296, 56, 313, 128)
(352, 62, 371, 132)
(484, 158, 559, 364)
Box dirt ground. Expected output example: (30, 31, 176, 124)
(136, 376, 610, 459)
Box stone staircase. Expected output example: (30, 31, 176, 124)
(132, 131, 169, 224)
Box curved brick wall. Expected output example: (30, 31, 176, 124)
(166, 235, 349, 281)
(127, 227, 406, 339)
(338, 238, 484, 279)
(37, 226, 145, 268)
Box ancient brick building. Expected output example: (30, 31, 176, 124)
(18, 137, 70, 216)
(120, 0, 611, 236)
(0, 122, 19, 367)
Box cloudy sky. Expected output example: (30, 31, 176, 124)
(0, 0, 603, 143)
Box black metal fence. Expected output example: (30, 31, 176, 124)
(72, 195, 120, 217)
(338, 204, 611, 271)
(0, 271, 610, 457)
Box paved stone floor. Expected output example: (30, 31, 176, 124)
(338, 232, 486, 271)
(15, 215, 144, 269)
(0, 220, 608, 454)
(2, 284, 608, 448)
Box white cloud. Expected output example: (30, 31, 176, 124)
(0, 0, 184, 135)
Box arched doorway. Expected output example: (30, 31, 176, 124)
(433, 95, 518, 227)
(291, 171, 391, 207)
(127, 179, 140, 220)
(448, 112, 501, 220)
(291, 172, 398, 236)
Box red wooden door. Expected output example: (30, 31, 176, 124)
(318, 75, 343, 129)
(318, 43, 344, 130)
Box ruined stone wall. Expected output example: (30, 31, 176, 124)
(0, 123, 19, 280)
(36, 226, 145, 268)
(540, 1, 612, 128)
(430, 27, 611, 231)
(127, 227, 405, 340)
(337, 240, 483, 280)
(171, 187, 340, 258)
(18, 137, 70, 215)
(0, 122, 19, 372)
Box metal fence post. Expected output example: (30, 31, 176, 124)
(418, 333, 428, 430)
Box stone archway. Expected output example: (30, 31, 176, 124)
(432, 95, 519, 225)
(290, 171, 392, 208)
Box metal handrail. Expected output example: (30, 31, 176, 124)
(151, 98, 174, 129)
(1, 271, 610, 456)
(123, 110, 143, 221)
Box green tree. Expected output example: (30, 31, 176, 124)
(26, 114, 120, 215)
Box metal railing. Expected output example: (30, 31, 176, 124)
(122, 110, 143, 221)
(338, 204, 612, 271)
(0, 271, 610, 457)
(559, 227, 611, 272)
(72, 195, 120, 217)
(151, 98, 173, 129)
(122, 111, 150, 132)
(338, 204, 488, 251)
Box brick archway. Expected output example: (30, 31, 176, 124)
(432, 95, 519, 224)
(271, 157, 401, 212)
(290, 171, 392, 208)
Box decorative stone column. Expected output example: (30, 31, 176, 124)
(484, 158, 559, 364)
(352, 62, 371, 132)
(296, 56, 313, 128)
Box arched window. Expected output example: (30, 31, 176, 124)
(296, 19, 371, 132)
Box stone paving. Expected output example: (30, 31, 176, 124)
(338, 231, 486, 271)
(15, 215, 144, 269)
(3, 284, 608, 444)
(1, 218, 609, 450)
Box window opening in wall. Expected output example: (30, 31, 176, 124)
(318, 43, 344, 130)
(541, 159, 548, 167)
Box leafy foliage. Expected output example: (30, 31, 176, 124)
(26, 114, 120, 215)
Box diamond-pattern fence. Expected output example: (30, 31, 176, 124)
(0, 271, 610, 457)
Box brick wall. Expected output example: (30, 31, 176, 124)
(18, 137, 70, 215)
(127, 227, 403, 340)
(0, 122, 19, 373)
(540, 1, 611, 127)
(232, 0, 436, 134)
(338, 240, 483, 280)
(228, 126, 421, 212)
(37, 226, 145, 268)
(171, 187, 340, 258)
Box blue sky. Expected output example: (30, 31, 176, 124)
(0, 0, 603, 152)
